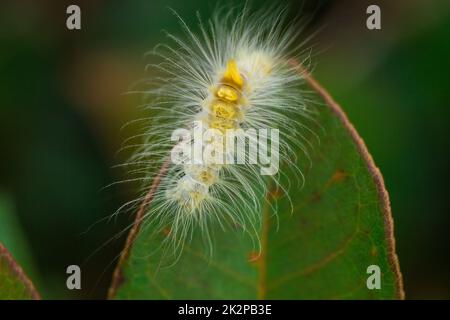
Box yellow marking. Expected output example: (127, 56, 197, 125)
(198, 169, 216, 185)
(210, 118, 237, 132)
(189, 191, 205, 209)
(211, 101, 237, 120)
(216, 85, 240, 102)
(223, 59, 244, 88)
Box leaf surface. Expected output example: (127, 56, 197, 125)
(109, 70, 404, 299)
(0, 243, 40, 300)
(0, 193, 40, 300)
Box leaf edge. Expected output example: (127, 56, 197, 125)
(291, 60, 405, 299)
(0, 242, 41, 300)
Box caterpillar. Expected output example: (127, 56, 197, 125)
(122, 4, 316, 258)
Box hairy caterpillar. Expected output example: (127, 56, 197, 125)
(122, 5, 316, 258)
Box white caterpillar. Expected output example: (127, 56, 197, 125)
(124, 5, 316, 256)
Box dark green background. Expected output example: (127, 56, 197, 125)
(0, 0, 449, 299)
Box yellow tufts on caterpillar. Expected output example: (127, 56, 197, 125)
(171, 176, 209, 210)
(222, 59, 244, 89)
(209, 118, 238, 132)
(216, 85, 240, 102)
(198, 170, 216, 185)
(188, 190, 207, 210)
(184, 165, 219, 186)
(211, 100, 239, 120)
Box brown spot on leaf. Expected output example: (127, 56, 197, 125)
(269, 187, 284, 200)
(326, 169, 349, 188)
(247, 251, 261, 264)
(162, 227, 171, 237)
(371, 246, 378, 257)
(300, 217, 308, 226)
(310, 192, 322, 203)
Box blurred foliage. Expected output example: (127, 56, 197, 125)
(0, 0, 449, 298)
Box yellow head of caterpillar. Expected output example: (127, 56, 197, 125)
(204, 59, 246, 130)
(222, 59, 244, 89)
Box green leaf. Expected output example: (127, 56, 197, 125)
(0, 243, 40, 299)
(0, 193, 37, 277)
(0, 193, 40, 300)
(108, 70, 404, 299)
